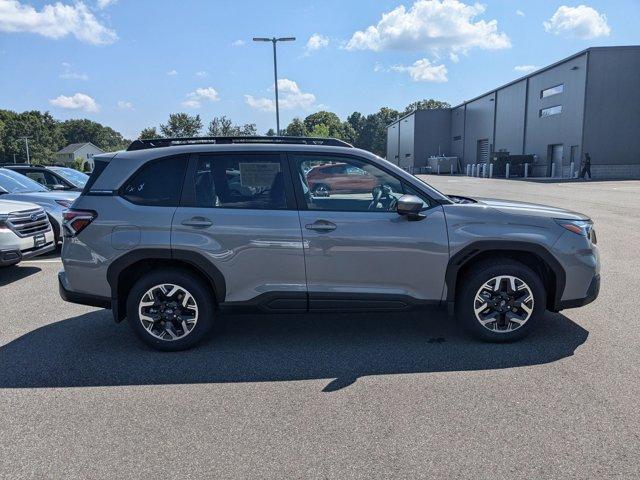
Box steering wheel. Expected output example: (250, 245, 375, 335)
(368, 184, 396, 211)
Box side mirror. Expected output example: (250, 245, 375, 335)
(397, 194, 426, 221)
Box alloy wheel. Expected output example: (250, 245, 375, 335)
(138, 284, 199, 341)
(473, 275, 534, 333)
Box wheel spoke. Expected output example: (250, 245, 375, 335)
(479, 311, 499, 325)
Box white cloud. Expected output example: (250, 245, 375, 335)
(245, 79, 317, 112)
(195, 71, 208, 77)
(50, 93, 99, 112)
(181, 87, 220, 108)
(117, 100, 133, 110)
(514, 64, 538, 73)
(0, 0, 117, 45)
(516, 9, 525, 17)
(392, 58, 448, 82)
(166, 69, 178, 75)
(96, 0, 117, 9)
(543, 5, 610, 39)
(305, 33, 329, 53)
(231, 39, 245, 47)
(345, 0, 510, 56)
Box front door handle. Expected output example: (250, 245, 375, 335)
(305, 220, 337, 232)
(181, 217, 213, 228)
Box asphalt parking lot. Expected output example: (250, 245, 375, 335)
(1, 176, 639, 479)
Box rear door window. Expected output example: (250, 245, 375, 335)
(193, 154, 287, 210)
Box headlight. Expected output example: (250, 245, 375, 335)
(55, 199, 72, 208)
(555, 219, 595, 241)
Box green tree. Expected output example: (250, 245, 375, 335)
(309, 123, 331, 138)
(159, 113, 202, 137)
(60, 118, 129, 152)
(354, 107, 400, 156)
(402, 98, 451, 116)
(283, 117, 307, 137)
(265, 128, 276, 137)
(207, 116, 256, 136)
(72, 157, 85, 171)
(303, 111, 342, 136)
(139, 127, 159, 139)
(0, 110, 66, 164)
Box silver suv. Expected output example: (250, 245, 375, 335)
(59, 137, 600, 351)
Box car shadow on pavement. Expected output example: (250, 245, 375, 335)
(0, 309, 588, 392)
(0, 265, 41, 287)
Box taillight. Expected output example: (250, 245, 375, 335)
(63, 209, 96, 236)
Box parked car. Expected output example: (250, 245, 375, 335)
(47, 166, 89, 190)
(3, 164, 87, 192)
(59, 137, 599, 351)
(306, 162, 377, 196)
(0, 168, 79, 243)
(0, 199, 55, 266)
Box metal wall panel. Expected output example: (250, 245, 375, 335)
(583, 47, 640, 170)
(463, 93, 495, 167)
(495, 80, 526, 155)
(413, 109, 452, 167)
(524, 54, 587, 177)
(386, 121, 400, 164)
(398, 114, 415, 170)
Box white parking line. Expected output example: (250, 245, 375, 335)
(21, 259, 61, 264)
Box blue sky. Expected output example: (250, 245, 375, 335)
(0, 0, 638, 139)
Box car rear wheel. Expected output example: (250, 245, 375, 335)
(456, 260, 546, 342)
(127, 269, 215, 351)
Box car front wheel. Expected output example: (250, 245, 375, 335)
(456, 260, 546, 342)
(127, 269, 215, 351)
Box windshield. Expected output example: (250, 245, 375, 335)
(49, 167, 89, 187)
(0, 168, 49, 193)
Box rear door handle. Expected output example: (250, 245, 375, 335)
(181, 217, 213, 228)
(305, 220, 337, 232)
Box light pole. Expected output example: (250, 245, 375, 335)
(253, 36, 295, 136)
(22, 137, 30, 164)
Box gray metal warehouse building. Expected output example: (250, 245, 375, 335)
(387, 46, 640, 178)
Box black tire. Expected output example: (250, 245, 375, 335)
(455, 259, 546, 342)
(126, 269, 215, 351)
(48, 215, 60, 245)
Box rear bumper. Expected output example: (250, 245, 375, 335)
(557, 274, 600, 310)
(58, 270, 111, 309)
(0, 241, 55, 267)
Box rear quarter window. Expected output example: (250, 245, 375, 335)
(121, 155, 188, 206)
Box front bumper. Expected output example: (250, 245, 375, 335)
(0, 241, 56, 266)
(58, 270, 111, 309)
(558, 274, 600, 310)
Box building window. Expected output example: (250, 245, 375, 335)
(541, 84, 564, 98)
(453, 135, 462, 141)
(540, 105, 563, 118)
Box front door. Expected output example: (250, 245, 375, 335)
(290, 153, 450, 308)
(172, 152, 307, 307)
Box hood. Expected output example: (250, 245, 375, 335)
(0, 198, 41, 214)
(476, 197, 589, 221)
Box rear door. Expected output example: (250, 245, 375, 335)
(172, 151, 307, 308)
(290, 152, 450, 308)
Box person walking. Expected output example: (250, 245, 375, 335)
(580, 152, 592, 179)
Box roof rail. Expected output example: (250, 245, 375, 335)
(126, 136, 353, 151)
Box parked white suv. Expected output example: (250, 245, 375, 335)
(0, 199, 55, 267)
